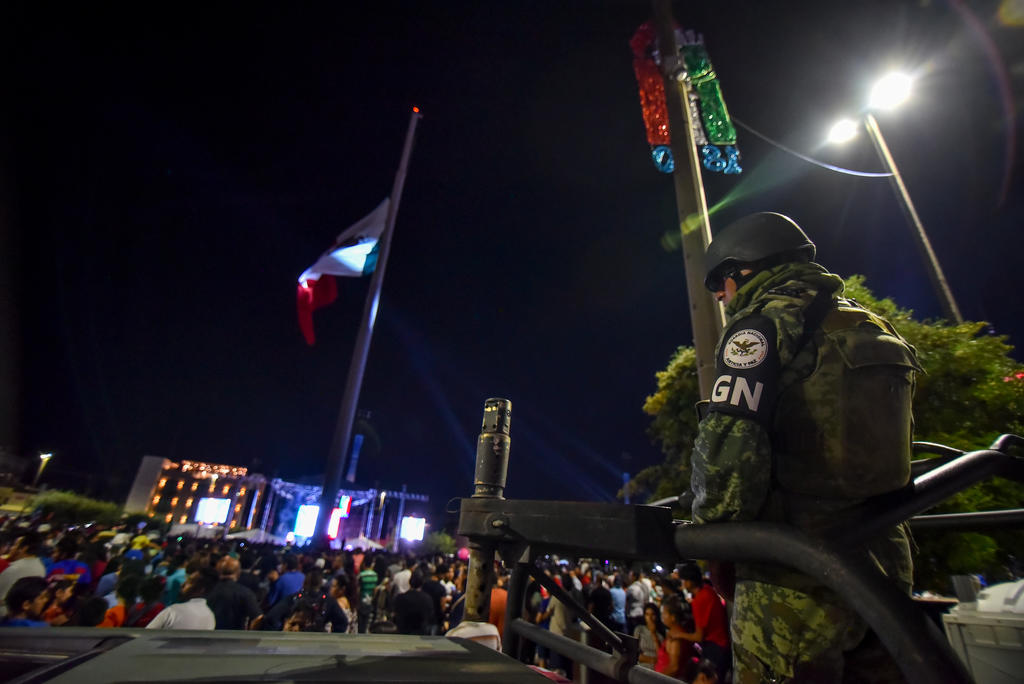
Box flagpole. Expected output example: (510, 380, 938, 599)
(314, 108, 423, 547)
(652, 0, 725, 399)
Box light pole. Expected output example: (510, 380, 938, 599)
(828, 73, 963, 324)
(33, 453, 53, 488)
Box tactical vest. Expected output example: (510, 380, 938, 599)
(770, 297, 922, 521)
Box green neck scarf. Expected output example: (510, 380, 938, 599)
(725, 262, 845, 316)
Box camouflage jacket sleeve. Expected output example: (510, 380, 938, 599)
(691, 411, 773, 523)
(690, 289, 810, 523)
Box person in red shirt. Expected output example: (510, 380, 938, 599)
(486, 568, 508, 638)
(679, 564, 730, 681)
(123, 576, 166, 628)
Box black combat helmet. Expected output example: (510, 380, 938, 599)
(704, 212, 816, 291)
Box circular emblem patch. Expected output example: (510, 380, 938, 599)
(723, 329, 768, 369)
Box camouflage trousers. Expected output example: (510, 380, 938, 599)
(731, 580, 905, 683)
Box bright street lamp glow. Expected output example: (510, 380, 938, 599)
(869, 72, 913, 110)
(34, 453, 53, 488)
(827, 118, 860, 144)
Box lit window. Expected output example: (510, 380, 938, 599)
(222, 485, 230, 495)
(164, 513, 173, 523)
(179, 515, 187, 524)
(177, 480, 184, 490)
(191, 482, 198, 491)
(170, 497, 179, 507)
(234, 503, 242, 512)
(152, 495, 160, 505)
(185, 498, 193, 507)
(209, 481, 215, 492)
(239, 487, 246, 496)
(159, 478, 168, 488)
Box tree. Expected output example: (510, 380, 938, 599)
(31, 490, 122, 527)
(630, 346, 701, 505)
(420, 531, 456, 556)
(639, 276, 1024, 590)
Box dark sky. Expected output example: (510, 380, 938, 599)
(6, 1, 1023, 522)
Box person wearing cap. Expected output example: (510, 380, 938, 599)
(691, 213, 920, 682)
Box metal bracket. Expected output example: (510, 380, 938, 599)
(458, 497, 677, 561)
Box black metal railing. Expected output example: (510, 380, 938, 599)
(457, 397, 1023, 684)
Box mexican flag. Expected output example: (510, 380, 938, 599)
(297, 199, 390, 345)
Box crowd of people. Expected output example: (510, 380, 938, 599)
(0, 521, 459, 635)
(513, 561, 728, 682)
(0, 517, 729, 681)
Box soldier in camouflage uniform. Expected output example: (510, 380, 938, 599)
(691, 213, 921, 682)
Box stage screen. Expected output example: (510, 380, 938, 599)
(295, 497, 354, 539)
(195, 497, 230, 524)
(294, 504, 320, 537)
(399, 516, 426, 542)
(326, 497, 354, 539)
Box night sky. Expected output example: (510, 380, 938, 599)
(6, 1, 1023, 524)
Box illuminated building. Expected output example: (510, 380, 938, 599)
(124, 455, 428, 546)
(124, 456, 266, 531)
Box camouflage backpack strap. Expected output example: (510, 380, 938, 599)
(790, 288, 835, 362)
(771, 287, 837, 396)
(758, 287, 834, 518)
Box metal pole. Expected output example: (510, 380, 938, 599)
(464, 398, 512, 623)
(259, 484, 275, 536)
(363, 489, 376, 539)
(510, 620, 675, 683)
(314, 108, 423, 546)
(530, 566, 625, 654)
(652, 0, 726, 399)
(910, 508, 1024, 531)
(502, 562, 529, 658)
(830, 447, 1012, 548)
(392, 484, 407, 552)
(374, 491, 387, 540)
(511, 619, 621, 680)
(245, 485, 260, 530)
(864, 113, 963, 323)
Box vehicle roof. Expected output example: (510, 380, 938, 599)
(0, 629, 550, 683)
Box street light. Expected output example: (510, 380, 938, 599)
(869, 72, 913, 110)
(827, 118, 860, 145)
(34, 453, 53, 488)
(829, 73, 963, 323)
